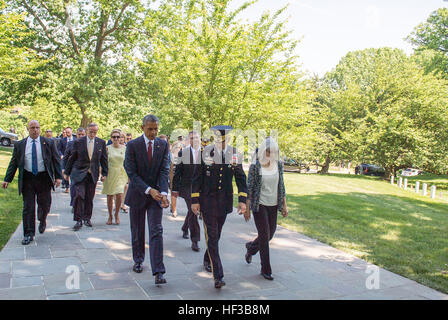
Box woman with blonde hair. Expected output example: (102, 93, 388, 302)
(102, 129, 128, 225)
(244, 137, 288, 280)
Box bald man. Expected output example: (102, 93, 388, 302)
(2, 120, 63, 245)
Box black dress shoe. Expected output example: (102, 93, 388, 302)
(261, 273, 274, 280)
(73, 221, 82, 231)
(38, 221, 46, 234)
(155, 272, 167, 284)
(245, 242, 252, 264)
(182, 230, 189, 239)
(214, 279, 226, 289)
(191, 241, 200, 252)
(133, 263, 143, 273)
(84, 220, 92, 227)
(203, 262, 212, 273)
(21, 235, 33, 245)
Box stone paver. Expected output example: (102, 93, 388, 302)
(0, 185, 447, 300)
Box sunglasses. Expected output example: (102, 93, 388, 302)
(111, 136, 120, 139)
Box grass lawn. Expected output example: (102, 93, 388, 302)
(279, 173, 448, 294)
(0, 147, 22, 250)
(404, 173, 448, 191)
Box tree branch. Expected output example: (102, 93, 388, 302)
(64, 5, 81, 56)
(103, 3, 130, 37)
(21, 0, 64, 49)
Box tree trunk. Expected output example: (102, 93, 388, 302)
(73, 95, 91, 129)
(319, 154, 331, 174)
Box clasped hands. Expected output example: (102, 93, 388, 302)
(149, 188, 169, 208)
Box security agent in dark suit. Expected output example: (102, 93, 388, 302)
(124, 114, 170, 285)
(172, 131, 201, 252)
(2, 120, 63, 245)
(58, 127, 76, 191)
(191, 125, 248, 289)
(64, 123, 108, 231)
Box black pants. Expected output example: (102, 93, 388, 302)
(246, 204, 278, 275)
(129, 197, 165, 275)
(22, 170, 52, 237)
(73, 173, 96, 222)
(201, 192, 228, 280)
(181, 197, 200, 242)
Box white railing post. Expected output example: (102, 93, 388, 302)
(398, 177, 403, 188)
(415, 181, 420, 193)
(404, 178, 408, 190)
(390, 176, 394, 185)
(422, 183, 428, 196)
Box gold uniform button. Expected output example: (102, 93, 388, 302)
(220, 174, 222, 177)
(219, 180, 222, 183)
(219, 187, 221, 189)
(220, 168, 223, 171)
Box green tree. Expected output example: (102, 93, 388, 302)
(6, 0, 148, 128)
(407, 8, 448, 78)
(139, 0, 313, 147)
(319, 48, 448, 176)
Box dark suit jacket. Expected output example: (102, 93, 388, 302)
(3, 136, 63, 195)
(124, 135, 170, 209)
(62, 140, 75, 169)
(64, 136, 108, 185)
(172, 147, 200, 199)
(57, 135, 77, 157)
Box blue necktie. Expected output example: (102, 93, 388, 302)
(32, 139, 38, 175)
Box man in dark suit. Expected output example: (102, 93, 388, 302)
(172, 130, 201, 252)
(191, 125, 247, 289)
(2, 120, 63, 245)
(63, 128, 86, 210)
(124, 114, 170, 285)
(58, 127, 76, 193)
(64, 123, 108, 231)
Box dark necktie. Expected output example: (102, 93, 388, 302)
(147, 141, 152, 167)
(32, 139, 38, 175)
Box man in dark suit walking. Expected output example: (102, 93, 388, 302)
(172, 130, 201, 252)
(191, 125, 247, 289)
(2, 120, 63, 245)
(64, 123, 108, 231)
(124, 114, 170, 285)
(63, 127, 86, 211)
(58, 127, 76, 193)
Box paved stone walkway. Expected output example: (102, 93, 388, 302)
(0, 184, 447, 300)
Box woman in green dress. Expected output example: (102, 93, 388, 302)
(102, 129, 128, 225)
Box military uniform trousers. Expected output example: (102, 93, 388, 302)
(200, 191, 228, 280)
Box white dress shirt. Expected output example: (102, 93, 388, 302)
(191, 146, 200, 164)
(24, 136, 45, 173)
(142, 135, 167, 196)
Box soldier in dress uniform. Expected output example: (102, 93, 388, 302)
(191, 125, 247, 289)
